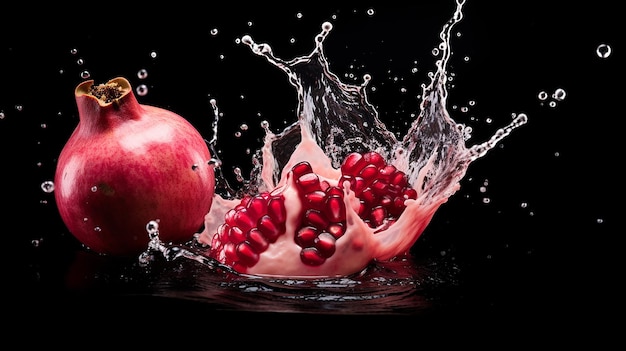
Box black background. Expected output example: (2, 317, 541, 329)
(1, 0, 622, 342)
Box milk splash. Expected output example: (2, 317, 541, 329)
(143, 0, 527, 274)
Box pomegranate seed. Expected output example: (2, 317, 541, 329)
(236, 242, 259, 266)
(371, 179, 388, 195)
(304, 208, 329, 229)
(405, 188, 418, 200)
(296, 226, 318, 247)
(370, 206, 387, 227)
(390, 171, 407, 187)
(257, 214, 281, 243)
(224, 242, 238, 262)
(315, 232, 336, 257)
(327, 222, 345, 239)
(363, 151, 385, 168)
(379, 164, 397, 178)
(247, 228, 269, 251)
(305, 190, 326, 209)
(341, 152, 365, 176)
(224, 209, 236, 224)
(267, 196, 286, 223)
(324, 195, 346, 222)
(360, 188, 377, 206)
(296, 172, 321, 193)
(292, 161, 313, 178)
(380, 195, 393, 208)
(351, 177, 367, 195)
(246, 195, 268, 218)
(359, 164, 379, 183)
(325, 186, 343, 197)
(233, 209, 255, 232)
(228, 226, 246, 244)
(300, 247, 325, 266)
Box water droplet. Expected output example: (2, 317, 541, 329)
(366, 8, 375, 16)
(146, 220, 160, 238)
(15, 105, 23, 112)
(191, 164, 199, 171)
(70, 48, 78, 55)
(552, 88, 566, 101)
(234, 167, 244, 182)
(80, 70, 91, 79)
(40, 180, 55, 193)
(137, 69, 148, 79)
(91, 186, 97, 192)
(537, 91, 548, 101)
(136, 84, 149, 96)
(76, 58, 84, 65)
(210, 28, 219, 36)
(150, 51, 158, 59)
(596, 218, 604, 224)
(596, 43, 611, 58)
(235, 131, 242, 138)
(0, 111, 5, 120)
(94, 226, 102, 232)
(296, 12, 303, 19)
(208, 158, 222, 168)
(240, 123, 249, 131)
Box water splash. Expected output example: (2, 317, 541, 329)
(238, 0, 526, 207)
(143, 0, 527, 277)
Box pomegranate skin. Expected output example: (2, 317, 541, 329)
(54, 77, 215, 256)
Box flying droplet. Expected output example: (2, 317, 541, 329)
(552, 88, 566, 101)
(596, 43, 611, 59)
(40, 180, 55, 193)
(137, 69, 148, 79)
(538, 91, 548, 101)
(136, 84, 149, 96)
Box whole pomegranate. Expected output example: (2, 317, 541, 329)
(54, 77, 215, 256)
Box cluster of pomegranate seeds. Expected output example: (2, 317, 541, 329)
(209, 150, 417, 270)
(209, 191, 287, 271)
(291, 161, 347, 266)
(339, 151, 417, 229)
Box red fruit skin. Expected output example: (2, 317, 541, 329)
(54, 77, 215, 256)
